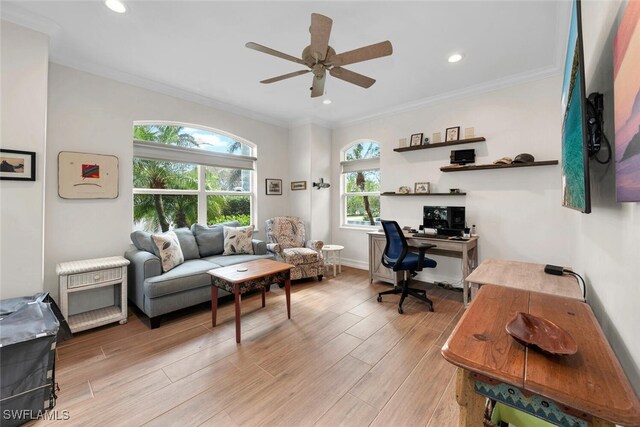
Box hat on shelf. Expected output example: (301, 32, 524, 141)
(493, 157, 513, 165)
(513, 153, 535, 163)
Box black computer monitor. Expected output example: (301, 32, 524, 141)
(423, 206, 466, 234)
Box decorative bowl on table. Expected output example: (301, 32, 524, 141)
(506, 312, 578, 356)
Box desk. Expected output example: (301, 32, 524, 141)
(368, 231, 478, 291)
(466, 258, 583, 304)
(442, 285, 640, 427)
(208, 259, 294, 343)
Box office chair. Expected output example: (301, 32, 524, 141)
(377, 220, 437, 314)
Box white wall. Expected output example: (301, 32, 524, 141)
(0, 21, 49, 299)
(576, 0, 640, 391)
(332, 76, 576, 283)
(44, 64, 290, 305)
(288, 123, 332, 243)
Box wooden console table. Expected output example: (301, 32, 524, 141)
(368, 231, 478, 295)
(466, 258, 584, 304)
(442, 285, 640, 427)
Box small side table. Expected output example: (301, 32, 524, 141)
(57, 256, 129, 333)
(322, 244, 344, 276)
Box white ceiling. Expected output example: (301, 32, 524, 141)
(2, 1, 570, 127)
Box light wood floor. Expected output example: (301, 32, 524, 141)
(37, 267, 463, 427)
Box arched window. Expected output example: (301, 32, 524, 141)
(341, 140, 380, 227)
(132, 123, 256, 232)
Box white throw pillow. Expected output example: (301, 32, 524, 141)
(223, 225, 254, 255)
(152, 230, 184, 272)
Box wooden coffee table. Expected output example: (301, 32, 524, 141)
(208, 259, 295, 343)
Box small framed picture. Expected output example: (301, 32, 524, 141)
(410, 133, 424, 147)
(0, 149, 36, 181)
(291, 181, 307, 191)
(265, 178, 282, 195)
(414, 182, 430, 194)
(445, 126, 460, 142)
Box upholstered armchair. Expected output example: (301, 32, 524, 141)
(264, 216, 324, 281)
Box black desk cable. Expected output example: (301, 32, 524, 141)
(563, 269, 587, 301)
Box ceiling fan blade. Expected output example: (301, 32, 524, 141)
(329, 67, 376, 88)
(260, 70, 311, 84)
(310, 71, 326, 98)
(245, 42, 306, 66)
(328, 40, 393, 67)
(310, 13, 333, 61)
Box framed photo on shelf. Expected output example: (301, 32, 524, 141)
(445, 126, 461, 142)
(414, 182, 430, 194)
(410, 133, 424, 147)
(291, 181, 306, 191)
(266, 178, 282, 195)
(0, 149, 36, 181)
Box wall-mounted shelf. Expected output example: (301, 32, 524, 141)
(381, 192, 466, 196)
(440, 160, 558, 172)
(394, 137, 486, 153)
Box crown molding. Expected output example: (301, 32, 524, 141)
(49, 56, 290, 129)
(333, 65, 562, 129)
(288, 117, 334, 129)
(0, 3, 60, 36)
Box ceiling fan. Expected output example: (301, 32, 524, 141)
(246, 13, 393, 98)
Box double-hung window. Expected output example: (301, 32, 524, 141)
(341, 141, 381, 227)
(132, 123, 256, 232)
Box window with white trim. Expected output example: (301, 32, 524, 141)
(341, 140, 380, 227)
(132, 124, 256, 232)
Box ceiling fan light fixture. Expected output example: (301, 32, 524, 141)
(105, 0, 126, 13)
(323, 99, 332, 105)
(448, 53, 464, 63)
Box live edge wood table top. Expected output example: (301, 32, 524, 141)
(441, 285, 640, 427)
(208, 259, 295, 343)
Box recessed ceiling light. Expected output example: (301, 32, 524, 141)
(323, 99, 332, 105)
(105, 0, 126, 14)
(448, 53, 463, 63)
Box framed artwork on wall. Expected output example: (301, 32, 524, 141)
(614, 0, 640, 202)
(58, 151, 119, 199)
(266, 178, 282, 195)
(0, 149, 36, 181)
(291, 181, 307, 190)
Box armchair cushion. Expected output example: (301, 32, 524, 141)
(282, 247, 321, 265)
(266, 217, 305, 248)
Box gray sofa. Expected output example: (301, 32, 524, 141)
(124, 221, 273, 328)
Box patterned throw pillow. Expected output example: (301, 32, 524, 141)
(223, 225, 254, 255)
(151, 231, 184, 272)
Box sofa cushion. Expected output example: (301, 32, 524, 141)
(282, 247, 321, 265)
(204, 253, 274, 267)
(223, 225, 254, 255)
(151, 231, 184, 272)
(130, 230, 160, 257)
(192, 221, 240, 257)
(144, 259, 220, 298)
(173, 228, 199, 260)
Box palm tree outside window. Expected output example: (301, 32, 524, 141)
(132, 124, 255, 232)
(341, 141, 381, 227)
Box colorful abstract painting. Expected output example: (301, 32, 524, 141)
(58, 152, 119, 199)
(615, 0, 640, 202)
(82, 164, 100, 179)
